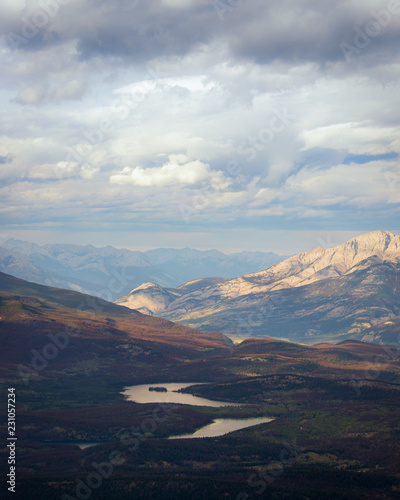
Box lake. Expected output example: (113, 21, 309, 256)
(72, 442, 102, 450)
(39, 441, 102, 449)
(168, 417, 273, 439)
(122, 382, 273, 439)
(122, 382, 241, 407)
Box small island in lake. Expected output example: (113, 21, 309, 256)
(148, 386, 167, 392)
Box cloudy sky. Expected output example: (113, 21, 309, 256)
(0, 0, 399, 254)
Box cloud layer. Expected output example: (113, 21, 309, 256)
(0, 0, 399, 250)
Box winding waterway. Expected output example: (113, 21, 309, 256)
(122, 382, 273, 439)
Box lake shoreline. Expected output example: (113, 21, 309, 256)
(122, 382, 242, 407)
(122, 382, 273, 439)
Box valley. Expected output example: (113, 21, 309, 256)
(3, 0, 400, 496)
(1, 269, 400, 498)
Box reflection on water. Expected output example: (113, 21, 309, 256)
(74, 442, 101, 450)
(122, 382, 241, 407)
(40, 441, 102, 449)
(122, 382, 273, 439)
(168, 417, 273, 439)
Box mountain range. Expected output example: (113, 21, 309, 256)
(116, 231, 400, 345)
(0, 239, 286, 301)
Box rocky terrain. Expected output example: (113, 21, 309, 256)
(116, 231, 400, 344)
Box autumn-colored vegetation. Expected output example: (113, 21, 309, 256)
(1, 271, 400, 499)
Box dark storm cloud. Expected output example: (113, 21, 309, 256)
(6, 0, 400, 68)
(227, 1, 399, 65)
(70, 0, 216, 63)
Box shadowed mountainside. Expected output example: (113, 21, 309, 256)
(0, 271, 232, 390)
(116, 231, 400, 344)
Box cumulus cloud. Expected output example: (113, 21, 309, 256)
(51, 79, 87, 101)
(300, 122, 400, 156)
(28, 162, 100, 180)
(114, 75, 214, 96)
(110, 155, 230, 187)
(80, 164, 100, 179)
(30, 161, 79, 179)
(16, 85, 48, 105)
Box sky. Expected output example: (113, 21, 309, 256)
(0, 0, 400, 254)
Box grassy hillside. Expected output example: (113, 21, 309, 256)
(0, 271, 232, 409)
(1, 272, 400, 499)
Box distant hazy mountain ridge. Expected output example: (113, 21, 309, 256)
(0, 239, 286, 301)
(116, 231, 400, 345)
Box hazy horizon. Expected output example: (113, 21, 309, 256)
(3, 228, 400, 256)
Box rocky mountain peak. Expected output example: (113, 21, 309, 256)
(134, 282, 164, 292)
(115, 231, 400, 334)
(341, 230, 400, 256)
(250, 230, 400, 284)
(116, 281, 180, 315)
